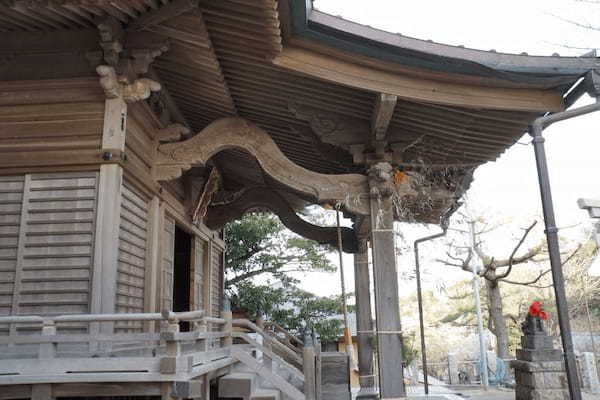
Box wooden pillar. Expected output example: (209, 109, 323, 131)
(91, 97, 127, 338)
(354, 238, 377, 398)
(368, 162, 406, 399)
(144, 196, 162, 332)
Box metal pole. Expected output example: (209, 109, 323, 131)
(469, 220, 489, 388)
(526, 75, 600, 400)
(530, 122, 584, 400)
(414, 227, 448, 394)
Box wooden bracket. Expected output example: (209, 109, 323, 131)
(156, 117, 370, 216)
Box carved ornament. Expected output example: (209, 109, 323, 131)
(156, 117, 370, 215)
(205, 187, 359, 253)
(157, 123, 191, 142)
(288, 101, 367, 149)
(89, 16, 168, 103)
(97, 65, 161, 103)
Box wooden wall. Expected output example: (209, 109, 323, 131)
(0, 79, 105, 173)
(0, 77, 226, 331)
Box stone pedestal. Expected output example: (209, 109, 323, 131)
(579, 352, 600, 394)
(511, 315, 568, 400)
(447, 353, 459, 385)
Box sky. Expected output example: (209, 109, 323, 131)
(290, 0, 600, 299)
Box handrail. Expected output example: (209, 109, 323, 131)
(266, 321, 304, 348)
(0, 309, 205, 325)
(232, 332, 305, 382)
(232, 319, 303, 365)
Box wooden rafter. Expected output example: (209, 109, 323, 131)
(127, 0, 199, 31)
(371, 93, 397, 142)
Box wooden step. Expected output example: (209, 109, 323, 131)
(219, 372, 257, 399)
(250, 388, 280, 400)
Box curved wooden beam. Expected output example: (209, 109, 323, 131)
(205, 187, 359, 253)
(156, 117, 370, 215)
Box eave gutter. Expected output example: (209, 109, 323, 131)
(529, 70, 600, 400)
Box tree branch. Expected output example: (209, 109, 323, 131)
(494, 221, 538, 280)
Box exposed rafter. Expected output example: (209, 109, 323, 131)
(205, 187, 359, 253)
(372, 93, 397, 141)
(127, 0, 199, 31)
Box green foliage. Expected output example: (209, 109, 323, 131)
(230, 281, 347, 342)
(225, 212, 344, 342)
(225, 213, 335, 288)
(402, 331, 419, 366)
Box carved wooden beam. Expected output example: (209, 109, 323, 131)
(205, 187, 359, 253)
(156, 117, 371, 216)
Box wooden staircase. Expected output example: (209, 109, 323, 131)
(219, 372, 281, 400)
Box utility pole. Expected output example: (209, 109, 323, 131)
(469, 219, 489, 388)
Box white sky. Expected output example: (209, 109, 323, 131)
(291, 0, 600, 298)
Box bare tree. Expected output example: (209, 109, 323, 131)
(438, 215, 580, 359)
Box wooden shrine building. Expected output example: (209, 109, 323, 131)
(0, 1, 598, 400)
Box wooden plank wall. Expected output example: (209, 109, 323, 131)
(116, 181, 149, 332)
(0, 172, 98, 333)
(0, 79, 105, 172)
(125, 102, 158, 185)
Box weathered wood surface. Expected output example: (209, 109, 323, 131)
(368, 164, 406, 398)
(232, 347, 305, 400)
(160, 214, 175, 312)
(157, 117, 370, 215)
(273, 46, 563, 112)
(205, 187, 359, 253)
(353, 240, 375, 391)
(116, 181, 149, 332)
(0, 172, 99, 335)
(320, 352, 351, 400)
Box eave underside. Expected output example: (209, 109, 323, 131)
(0, 0, 589, 223)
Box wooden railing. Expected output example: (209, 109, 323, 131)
(0, 310, 319, 400)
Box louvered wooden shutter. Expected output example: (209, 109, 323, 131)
(210, 244, 223, 319)
(0, 172, 98, 333)
(116, 181, 148, 332)
(191, 236, 205, 312)
(0, 175, 25, 334)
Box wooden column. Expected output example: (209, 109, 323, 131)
(144, 196, 162, 331)
(368, 162, 406, 399)
(91, 98, 127, 337)
(354, 238, 377, 399)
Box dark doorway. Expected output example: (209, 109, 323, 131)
(173, 225, 192, 331)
